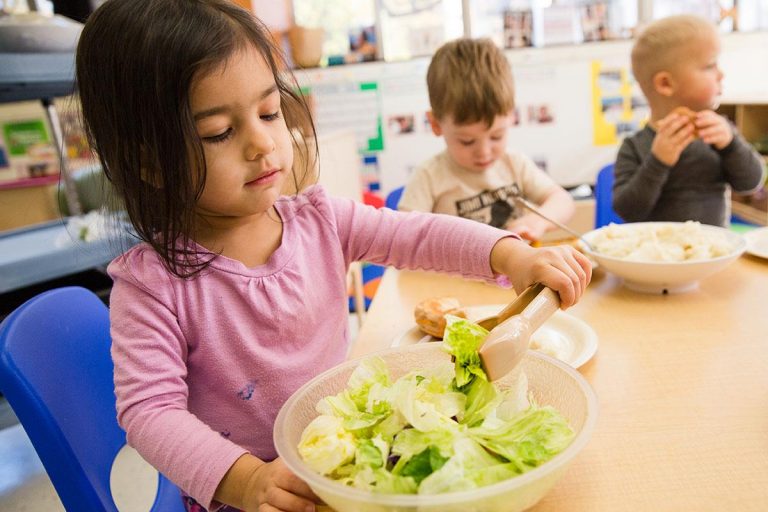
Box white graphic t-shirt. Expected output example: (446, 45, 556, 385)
(399, 150, 559, 229)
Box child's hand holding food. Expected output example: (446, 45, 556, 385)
(651, 107, 697, 166)
(693, 110, 733, 149)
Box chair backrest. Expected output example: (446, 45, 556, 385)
(594, 163, 624, 228)
(0, 287, 184, 512)
(385, 186, 405, 210)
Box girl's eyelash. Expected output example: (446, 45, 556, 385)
(201, 112, 279, 143)
(459, 140, 474, 146)
(203, 128, 233, 144)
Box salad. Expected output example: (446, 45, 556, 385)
(297, 315, 574, 495)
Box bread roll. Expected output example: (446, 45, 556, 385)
(414, 297, 466, 338)
(672, 106, 699, 137)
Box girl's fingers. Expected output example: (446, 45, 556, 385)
(555, 249, 591, 306)
(573, 249, 593, 284)
(543, 261, 577, 307)
(263, 487, 318, 512)
(280, 474, 320, 502)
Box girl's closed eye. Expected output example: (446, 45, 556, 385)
(261, 111, 280, 122)
(459, 139, 474, 146)
(203, 128, 233, 144)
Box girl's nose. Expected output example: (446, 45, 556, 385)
(244, 122, 275, 160)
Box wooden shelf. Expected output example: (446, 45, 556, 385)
(718, 102, 768, 225)
(732, 184, 767, 225)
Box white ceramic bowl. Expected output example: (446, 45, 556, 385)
(582, 222, 746, 294)
(274, 344, 597, 512)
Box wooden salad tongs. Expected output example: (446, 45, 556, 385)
(477, 282, 561, 381)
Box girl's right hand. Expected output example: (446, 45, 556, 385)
(490, 237, 592, 308)
(243, 458, 321, 512)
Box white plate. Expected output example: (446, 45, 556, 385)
(391, 305, 598, 369)
(744, 227, 768, 259)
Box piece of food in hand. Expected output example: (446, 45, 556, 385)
(414, 297, 466, 338)
(672, 106, 699, 137)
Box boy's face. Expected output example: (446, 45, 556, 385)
(667, 33, 723, 110)
(429, 113, 512, 173)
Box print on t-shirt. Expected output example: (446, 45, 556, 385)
(455, 184, 521, 228)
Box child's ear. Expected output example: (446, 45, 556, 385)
(139, 148, 164, 188)
(427, 111, 443, 136)
(140, 167, 163, 188)
(652, 71, 675, 97)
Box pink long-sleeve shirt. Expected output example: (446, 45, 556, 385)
(109, 185, 512, 508)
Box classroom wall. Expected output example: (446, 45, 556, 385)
(1, 31, 766, 230)
(294, 31, 768, 195)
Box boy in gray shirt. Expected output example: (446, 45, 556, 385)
(614, 15, 764, 227)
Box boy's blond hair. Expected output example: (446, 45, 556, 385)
(427, 38, 514, 127)
(631, 15, 717, 97)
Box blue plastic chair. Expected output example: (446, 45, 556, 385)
(594, 163, 624, 228)
(385, 186, 405, 210)
(0, 287, 185, 512)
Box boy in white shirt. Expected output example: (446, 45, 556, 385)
(399, 38, 574, 241)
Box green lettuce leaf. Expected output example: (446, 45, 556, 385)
(441, 315, 489, 387)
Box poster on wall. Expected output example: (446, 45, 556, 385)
(591, 61, 648, 146)
(308, 81, 384, 153)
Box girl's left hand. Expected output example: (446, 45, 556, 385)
(490, 237, 592, 308)
(695, 110, 733, 150)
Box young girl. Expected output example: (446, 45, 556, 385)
(76, 1, 591, 511)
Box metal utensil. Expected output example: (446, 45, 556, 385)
(478, 283, 561, 381)
(513, 196, 595, 252)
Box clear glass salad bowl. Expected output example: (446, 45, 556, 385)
(274, 343, 597, 512)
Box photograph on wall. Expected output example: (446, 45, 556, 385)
(527, 104, 556, 124)
(349, 25, 377, 62)
(387, 114, 416, 135)
(502, 9, 533, 49)
(580, 2, 612, 42)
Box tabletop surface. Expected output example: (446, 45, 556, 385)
(350, 255, 768, 511)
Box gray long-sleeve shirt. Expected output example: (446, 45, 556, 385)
(613, 125, 765, 226)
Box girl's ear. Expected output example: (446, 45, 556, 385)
(427, 111, 443, 136)
(140, 151, 164, 188)
(140, 166, 163, 188)
(652, 71, 675, 97)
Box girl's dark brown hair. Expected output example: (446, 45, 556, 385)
(76, 0, 316, 277)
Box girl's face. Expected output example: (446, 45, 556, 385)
(190, 46, 293, 221)
(672, 33, 723, 110)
